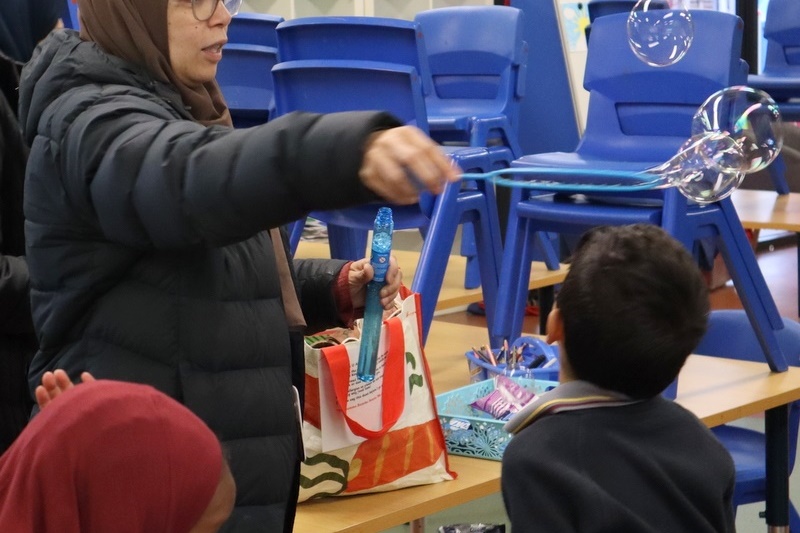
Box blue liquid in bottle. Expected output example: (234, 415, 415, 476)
(357, 207, 394, 382)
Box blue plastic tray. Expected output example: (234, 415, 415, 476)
(436, 377, 559, 461)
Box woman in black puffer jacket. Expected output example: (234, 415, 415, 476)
(18, 0, 459, 530)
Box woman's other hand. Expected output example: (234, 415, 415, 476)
(360, 126, 461, 204)
(35, 369, 96, 410)
(348, 255, 402, 311)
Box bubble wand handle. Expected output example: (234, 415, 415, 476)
(357, 207, 394, 383)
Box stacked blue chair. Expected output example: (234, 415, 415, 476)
(490, 10, 789, 373)
(272, 60, 506, 341)
(748, 0, 800, 195)
(748, 0, 800, 111)
(216, 43, 279, 128)
(227, 12, 284, 48)
(413, 5, 526, 158)
(276, 16, 431, 256)
(694, 310, 800, 531)
(414, 6, 555, 290)
(584, 0, 669, 40)
(276, 15, 516, 293)
(276, 16, 432, 96)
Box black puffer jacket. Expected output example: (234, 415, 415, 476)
(19, 30, 399, 532)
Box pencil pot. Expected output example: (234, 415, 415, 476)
(465, 337, 559, 383)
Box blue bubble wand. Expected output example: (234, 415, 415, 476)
(357, 207, 394, 383)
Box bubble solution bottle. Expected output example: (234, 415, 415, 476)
(357, 207, 394, 382)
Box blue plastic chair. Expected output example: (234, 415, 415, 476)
(275, 15, 516, 290)
(227, 12, 284, 48)
(61, 0, 79, 29)
(216, 43, 279, 128)
(413, 5, 527, 158)
(275, 16, 432, 96)
(587, 0, 667, 21)
(415, 6, 553, 289)
(693, 309, 800, 530)
(490, 10, 789, 373)
(748, 0, 800, 103)
(272, 59, 506, 341)
(746, 0, 800, 196)
(584, 0, 669, 40)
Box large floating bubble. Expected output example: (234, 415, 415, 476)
(647, 131, 746, 204)
(691, 86, 784, 174)
(627, 0, 694, 67)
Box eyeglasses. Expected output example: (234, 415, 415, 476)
(190, 0, 241, 21)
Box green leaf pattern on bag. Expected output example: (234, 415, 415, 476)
(406, 350, 424, 393)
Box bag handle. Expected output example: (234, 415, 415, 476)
(322, 317, 406, 438)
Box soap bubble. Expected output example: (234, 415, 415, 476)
(627, 0, 694, 67)
(647, 131, 746, 204)
(691, 85, 784, 174)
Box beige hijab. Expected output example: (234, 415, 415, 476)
(78, 0, 231, 126)
(77, 0, 306, 329)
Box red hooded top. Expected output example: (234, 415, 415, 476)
(0, 380, 223, 532)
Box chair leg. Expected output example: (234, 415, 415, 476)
(412, 184, 464, 343)
(491, 215, 536, 348)
(288, 218, 306, 255)
(460, 223, 481, 289)
(767, 152, 790, 195)
(327, 226, 368, 260)
(789, 501, 800, 532)
(715, 199, 788, 372)
(535, 231, 562, 270)
(470, 194, 503, 342)
(659, 191, 787, 372)
(462, 146, 515, 291)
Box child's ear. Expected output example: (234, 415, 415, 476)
(546, 307, 564, 345)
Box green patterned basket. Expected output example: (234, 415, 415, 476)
(436, 377, 558, 461)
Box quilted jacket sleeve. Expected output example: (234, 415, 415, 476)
(27, 80, 399, 250)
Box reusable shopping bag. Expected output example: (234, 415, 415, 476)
(299, 287, 455, 501)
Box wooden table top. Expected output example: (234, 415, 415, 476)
(731, 189, 800, 232)
(294, 321, 800, 533)
(295, 239, 568, 312)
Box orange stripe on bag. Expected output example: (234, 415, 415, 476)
(304, 375, 321, 429)
(344, 419, 446, 493)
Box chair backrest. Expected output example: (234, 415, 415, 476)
(578, 9, 747, 162)
(694, 309, 800, 472)
(587, 0, 668, 22)
(62, 0, 79, 29)
(216, 44, 279, 127)
(275, 16, 432, 96)
(227, 12, 284, 48)
(271, 59, 429, 133)
(414, 6, 527, 127)
(762, 0, 800, 75)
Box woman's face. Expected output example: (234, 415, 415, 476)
(167, 0, 231, 88)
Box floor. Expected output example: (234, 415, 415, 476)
(383, 231, 800, 532)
